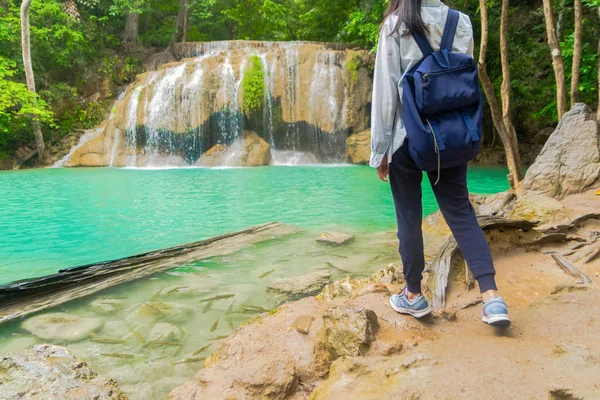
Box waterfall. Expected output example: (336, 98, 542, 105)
(63, 41, 372, 168)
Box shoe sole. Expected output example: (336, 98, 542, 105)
(389, 297, 433, 318)
(482, 314, 512, 327)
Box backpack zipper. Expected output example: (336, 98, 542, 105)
(425, 118, 441, 185)
(421, 64, 474, 81)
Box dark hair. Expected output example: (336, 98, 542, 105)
(383, 0, 444, 37)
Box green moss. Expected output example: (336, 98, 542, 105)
(241, 55, 266, 116)
(346, 52, 362, 86)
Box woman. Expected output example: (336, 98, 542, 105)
(370, 0, 511, 326)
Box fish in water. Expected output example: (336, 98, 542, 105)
(193, 344, 211, 356)
(208, 335, 229, 341)
(202, 300, 215, 314)
(242, 305, 270, 313)
(210, 317, 219, 332)
(150, 288, 164, 301)
(225, 301, 236, 315)
(259, 269, 275, 279)
(228, 321, 234, 330)
(91, 337, 127, 344)
(172, 355, 206, 366)
(129, 328, 146, 345)
(198, 294, 235, 303)
(101, 352, 135, 359)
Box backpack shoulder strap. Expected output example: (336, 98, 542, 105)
(411, 31, 434, 58)
(440, 9, 460, 52)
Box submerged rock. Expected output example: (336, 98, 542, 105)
(346, 130, 371, 164)
(523, 103, 600, 199)
(316, 231, 355, 246)
(91, 299, 125, 315)
(267, 270, 332, 297)
(319, 306, 379, 359)
(125, 302, 193, 325)
(0, 344, 127, 399)
(196, 131, 272, 167)
(21, 312, 104, 342)
(148, 322, 185, 343)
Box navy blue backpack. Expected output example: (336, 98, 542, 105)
(402, 9, 483, 182)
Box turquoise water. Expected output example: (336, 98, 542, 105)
(0, 165, 509, 284)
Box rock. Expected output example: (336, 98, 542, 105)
(309, 354, 434, 399)
(287, 315, 316, 334)
(368, 264, 400, 285)
(356, 283, 390, 297)
(320, 305, 379, 359)
(476, 191, 515, 216)
(91, 299, 125, 314)
(346, 130, 371, 164)
(534, 127, 556, 144)
(21, 313, 104, 342)
(170, 297, 325, 400)
(318, 276, 363, 301)
(523, 104, 600, 199)
(148, 322, 185, 343)
(508, 193, 568, 225)
(0, 344, 127, 400)
(316, 231, 355, 246)
(268, 270, 331, 297)
(125, 302, 193, 325)
(196, 131, 272, 167)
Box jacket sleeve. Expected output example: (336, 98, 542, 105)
(369, 22, 402, 168)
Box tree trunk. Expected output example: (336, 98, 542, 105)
(571, 0, 583, 105)
(478, 0, 523, 196)
(174, 0, 188, 43)
(597, 6, 600, 118)
(20, 0, 44, 164)
(542, 0, 568, 120)
(123, 12, 140, 46)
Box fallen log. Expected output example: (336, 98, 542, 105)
(428, 216, 537, 309)
(0, 222, 298, 325)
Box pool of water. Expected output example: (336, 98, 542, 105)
(0, 165, 509, 284)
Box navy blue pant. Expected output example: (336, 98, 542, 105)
(389, 142, 497, 294)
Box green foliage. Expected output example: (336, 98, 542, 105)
(57, 100, 110, 135)
(346, 52, 362, 85)
(0, 57, 53, 150)
(241, 55, 265, 116)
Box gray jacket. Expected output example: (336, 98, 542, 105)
(370, 0, 475, 168)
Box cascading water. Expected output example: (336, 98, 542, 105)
(63, 41, 372, 168)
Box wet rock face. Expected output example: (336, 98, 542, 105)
(319, 306, 379, 359)
(0, 344, 127, 400)
(523, 104, 600, 199)
(196, 131, 272, 167)
(346, 130, 371, 164)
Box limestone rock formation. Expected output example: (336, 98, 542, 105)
(523, 104, 600, 199)
(21, 313, 104, 341)
(267, 270, 332, 298)
(508, 193, 568, 225)
(196, 131, 272, 167)
(316, 231, 355, 246)
(319, 306, 379, 358)
(63, 41, 374, 168)
(346, 129, 371, 164)
(0, 344, 127, 400)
